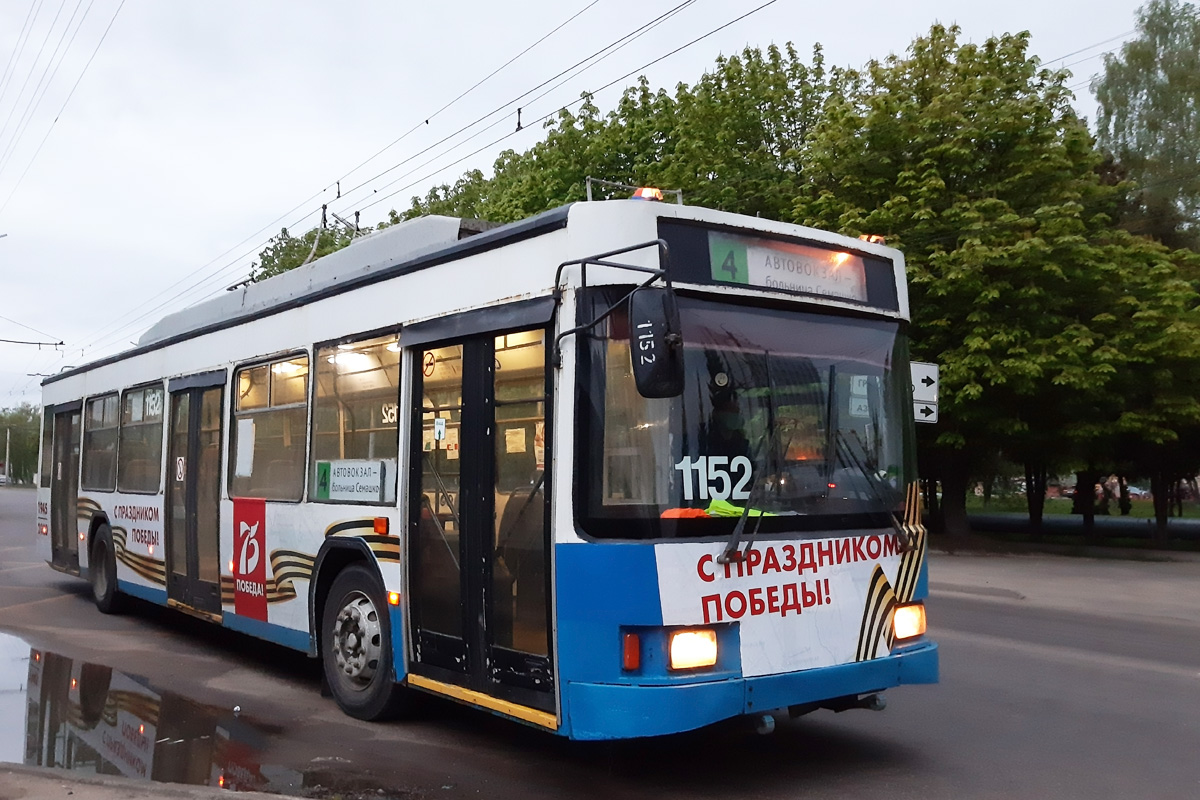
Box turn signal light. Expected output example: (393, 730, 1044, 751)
(893, 602, 927, 640)
(622, 632, 640, 671)
(669, 629, 718, 670)
(387, 592, 400, 606)
(374, 517, 390, 535)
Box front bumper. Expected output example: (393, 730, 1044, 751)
(563, 640, 938, 740)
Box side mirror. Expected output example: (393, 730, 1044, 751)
(628, 286, 684, 398)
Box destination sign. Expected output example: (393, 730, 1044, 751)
(708, 231, 868, 302)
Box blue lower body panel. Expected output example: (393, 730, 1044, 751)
(564, 641, 938, 740)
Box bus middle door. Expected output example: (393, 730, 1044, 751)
(165, 373, 225, 617)
(408, 328, 553, 718)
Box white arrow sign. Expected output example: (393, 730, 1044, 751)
(914, 401, 938, 424)
(911, 362, 939, 404)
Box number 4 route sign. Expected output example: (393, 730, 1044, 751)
(911, 361, 939, 424)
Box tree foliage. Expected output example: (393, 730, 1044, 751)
(401, 44, 842, 223)
(0, 403, 40, 484)
(792, 25, 1200, 534)
(251, 224, 363, 281)
(1094, 0, 1200, 248)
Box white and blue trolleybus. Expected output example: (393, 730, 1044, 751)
(36, 197, 938, 739)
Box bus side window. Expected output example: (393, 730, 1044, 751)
(309, 333, 401, 504)
(117, 385, 165, 494)
(230, 356, 309, 502)
(81, 393, 119, 492)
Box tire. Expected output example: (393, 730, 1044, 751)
(77, 663, 113, 727)
(90, 525, 123, 614)
(321, 563, 412, 721)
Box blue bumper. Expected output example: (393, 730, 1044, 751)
(563, 640, 938, 740)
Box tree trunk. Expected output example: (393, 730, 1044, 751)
(1024, 460, 1046, 538)
(940, 451, 971, 537)
(1073, 470, 1096, 541)
(1149, 470, 1169, 545)
(922, 477, 941, 534)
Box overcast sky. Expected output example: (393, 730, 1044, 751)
(0, 0, 1143, 407)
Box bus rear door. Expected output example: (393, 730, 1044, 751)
(49, 403, 81, 572)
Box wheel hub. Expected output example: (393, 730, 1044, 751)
(332, 591, 382, 688)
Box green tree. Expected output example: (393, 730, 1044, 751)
(790, 24, 1190, 536)
(250, 223, 364, 281)
(1093, 0, 1200, 249)
(0, 403, 41, 484)
(400, 44, 841, 224)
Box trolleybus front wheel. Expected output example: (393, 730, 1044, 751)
(321, 564, 412, 720)
(89, 525, 123, 614)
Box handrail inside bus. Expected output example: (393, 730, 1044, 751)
(551, 238, 672, 368)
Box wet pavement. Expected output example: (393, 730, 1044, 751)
(0, 628, 427, 797)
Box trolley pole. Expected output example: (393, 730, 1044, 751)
(4, 427, 8, 484)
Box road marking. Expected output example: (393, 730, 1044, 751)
(937, 628, 1200, 681)
(0, 593, 74, 613)
(0, 563, 48, 573)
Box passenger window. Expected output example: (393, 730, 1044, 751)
(230, 356, 309, 501)
(117, 385, 165, 493)
(310, 333, 401, 504)
(81, 394, 120, 491)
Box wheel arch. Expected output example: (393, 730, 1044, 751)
(86, 513, 110, 569)
(308, 537, 381, 658)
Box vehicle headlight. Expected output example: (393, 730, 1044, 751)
(669, 629, 718, 670)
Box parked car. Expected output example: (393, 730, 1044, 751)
(1127, 485, 1150, 498)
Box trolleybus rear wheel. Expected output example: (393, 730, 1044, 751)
(321, 564, 412, 720)
(90, 525, 122, 614)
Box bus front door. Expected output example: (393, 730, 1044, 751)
(409, 329, 553, 716)
(49, 407, 81, 572)
(165, 381, 224, 616)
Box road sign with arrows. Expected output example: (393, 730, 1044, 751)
(910, 362, 939, 424)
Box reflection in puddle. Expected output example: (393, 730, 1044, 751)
(21, 639, 302, 793)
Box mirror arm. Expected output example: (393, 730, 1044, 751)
(551, 238, 672, 368)
(553, 270, 664, 367)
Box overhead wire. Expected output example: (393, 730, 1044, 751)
(331, 0, 700, 218)
(19, 0, 613, 365)
(0, 0, 125, 217)
(0, 1, 44, 111)
(0, 0, 95, 181)
(40, 0, 695, 363)
(334, 0, 602, 192)
(0, 313, 60, 341)
(354, 0, 781, 215)
(0, 0, 70, 149)
(335, 0, 698, 203)
(31, 0, 782, 371)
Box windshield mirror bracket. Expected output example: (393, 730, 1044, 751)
(551, 239, 672, 369)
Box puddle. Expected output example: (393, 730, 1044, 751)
(6, 631, 307, 793)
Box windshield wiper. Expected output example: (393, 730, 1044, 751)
(834, 430, 916, 552)
(717, 351, 777, 564)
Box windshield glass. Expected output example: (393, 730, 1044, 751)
(576, 289, 915, 539)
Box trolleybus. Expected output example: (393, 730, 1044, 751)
(36, 197, 938, 739)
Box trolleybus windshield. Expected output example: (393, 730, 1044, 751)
(577, 290, 915, 540)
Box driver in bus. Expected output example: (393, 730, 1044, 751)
(706, 391, 750, 460)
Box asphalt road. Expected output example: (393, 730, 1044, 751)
(1, 485, 1197, 799)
